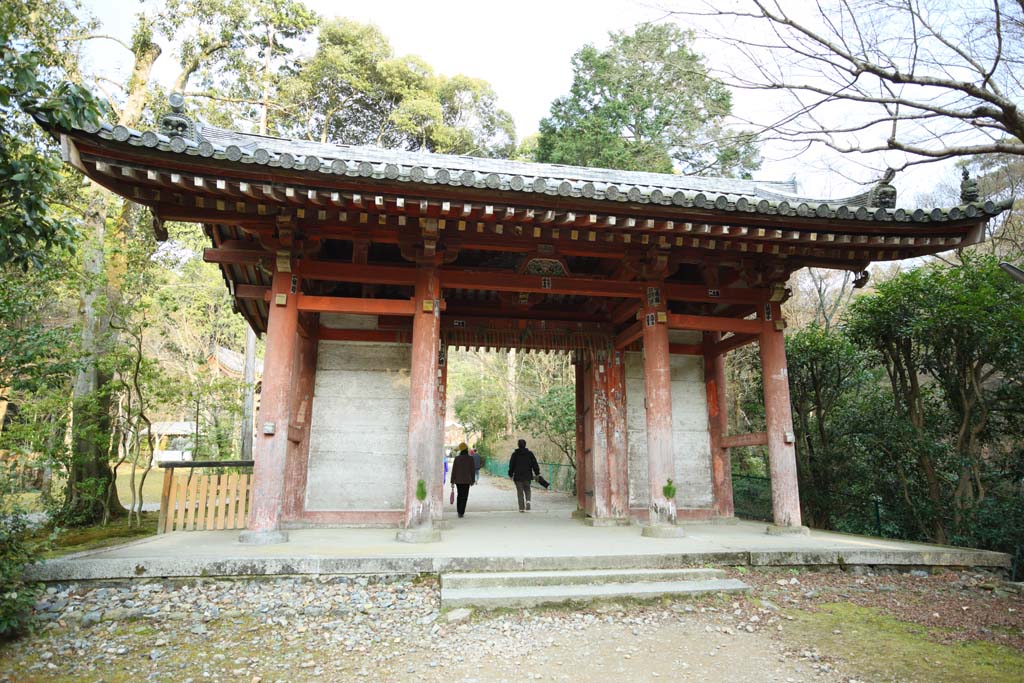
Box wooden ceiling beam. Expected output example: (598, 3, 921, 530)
(297, 294, 415, 316)
(614, 320, 644, 349)
(713, 332, 759, 355)
(667, 313, 763, 335)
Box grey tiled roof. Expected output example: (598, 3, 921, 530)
(76, 117, 1010, 224)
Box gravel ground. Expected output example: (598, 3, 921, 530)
(0, 574, 846, 683)
(1, 568, 1020, 683)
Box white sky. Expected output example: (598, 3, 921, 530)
(76, 0, 959, 201)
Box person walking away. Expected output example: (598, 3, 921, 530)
(471, 448, 481, 483)
(451, 442, 475, 518)
(508, 439, 539, 512)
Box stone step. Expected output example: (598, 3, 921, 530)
(442, 567, 727, 589)
(441, 577, 750, 609)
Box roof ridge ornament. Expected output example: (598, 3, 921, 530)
(870, 168, 897, 209)
(960, 168, 980, 204)
(160, 92, 204, 143)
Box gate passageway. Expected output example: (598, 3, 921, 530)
(445, 471, 576, 513)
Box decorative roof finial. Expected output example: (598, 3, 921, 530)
(960, 168, 980, 204)
(160, 92, 201, 141)
(871, 168, 897, 209)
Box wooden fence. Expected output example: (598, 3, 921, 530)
(157, 461, 254, 533)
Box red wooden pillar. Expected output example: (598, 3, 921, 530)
(242, 266, 299, 544)
(759, 303, 803, 528)
(281, 326, 318, 521)
(574, 358, 586, 512)
(605, 351, 629, 519)
(588, 356, 610, 519)
(432, 345, 448, 521)
(641, 288, 677, 527)
(703, 332, 734, 517)
(401, 264, 441, 536)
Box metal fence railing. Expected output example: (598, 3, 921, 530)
(482, 457, 575, 493)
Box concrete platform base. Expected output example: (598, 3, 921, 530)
(395, 527, 442, 543)
(570, 509, 587, 519)
(642, 524, 687, 538)
(25, 514, 1011, 583)
(237, 530, 289, 545)
(766, 525, 811, 536)
(583, 517, 631, 527)
(706, 516, 740, 525)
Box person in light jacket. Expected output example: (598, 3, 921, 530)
(507, 439, 539, 512)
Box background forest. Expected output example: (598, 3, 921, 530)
(1, 0, 1022, 637)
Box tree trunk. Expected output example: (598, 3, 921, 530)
(62, 189, 126, 525)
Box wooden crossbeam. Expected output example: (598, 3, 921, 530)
(669, 343, 703, 356)
(713, 332, 759, 355)
(720, 432, 769, 449)
(666, 314, 763, 334)
(297, 294, 415, 316)
(203, 244, 266, 265)
(614, 320, 643, 349)
(234, 284, 269, 300)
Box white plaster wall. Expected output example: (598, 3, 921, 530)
(305, 341, 410, 511)
(625, 335, 713, 509)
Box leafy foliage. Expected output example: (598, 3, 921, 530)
(0, 0, 100, 269)
(279, 18, 515, 156)
(536, 23, 759, 176)
(0, 476, 42, 640)
(776, 256, 1024, 555)
(517, 384, 577, 469)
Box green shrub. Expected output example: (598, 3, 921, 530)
(0, 508, 41, 640)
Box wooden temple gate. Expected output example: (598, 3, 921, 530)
(41, 95, 1007, 542)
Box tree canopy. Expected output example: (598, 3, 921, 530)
(279, 18, 515, 157)
(535, 22, 759, 176)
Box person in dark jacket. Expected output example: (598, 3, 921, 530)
(508, 439, 539, 512)
(450, 442, 476, 518)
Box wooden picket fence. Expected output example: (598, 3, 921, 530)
(157, 461, 254, 533)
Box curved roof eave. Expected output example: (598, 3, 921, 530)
(66, 117, 1012, 226)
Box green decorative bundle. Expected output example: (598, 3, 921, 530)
(415, 479, 427, 502)
(662, 478, 677, 500)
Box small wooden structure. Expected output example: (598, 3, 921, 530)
(42, 95, 1009, 540)
(157, 461, 253, 533)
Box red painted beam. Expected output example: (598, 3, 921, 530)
(668, 343, 703, 355)
(234, 284, 270, 300)
(614, 320, 643, 349)
(297, 294, 415, 316)
(720, 432, 769, 449)
(667, 313, 763, 335)
(611, 300, 640, 324)
(294, 260, 771, 304)
(204, 246, 266, 265)
(298, 261, 418, 286)
(713, 332, 759, 356)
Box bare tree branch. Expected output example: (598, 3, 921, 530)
(673, 0, 1024, 167)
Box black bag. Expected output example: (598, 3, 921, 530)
(537, 475, 550, 489)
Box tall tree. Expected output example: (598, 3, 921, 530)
(58, 0, 315, 525)
(536, 22, 759, 176)
(279, 18, 515, 157)
(676, 0, 1024, 168)
(845, 254, 1024, 541)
